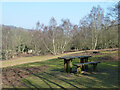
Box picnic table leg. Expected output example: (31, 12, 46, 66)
(70, 59, 72, 73)
(93, 63, 98, 71)
(77, 65, 82, 74)
(80, 58, 85, 71)
(67, 59, 72, 73)
(64, 59, 67, 72)
(85, 57, 88, 71)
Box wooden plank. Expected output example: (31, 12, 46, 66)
(58, 55, 91, 60)
(93, 63, 98, 71)
(89, 61, 100, 64)
(73, 62, 90, 66)
(67, 60, 70, 73)
(77, 65, 82, 74)
(76, 56, 91, 58)
(80, 58, 85, 71)
(58, 56, 76, 59)
(64, 59, 67, 72)
(84, 57, 88, 71)
(73, 61, 100, 66)
(66, 59, 73, 73)
(70, 59, 72, 73)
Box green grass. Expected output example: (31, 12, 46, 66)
(2, 50, 85, 67)
(17, 61, 119, 88)
(3, 51, 119, 88)
(101, 50, 118, 54)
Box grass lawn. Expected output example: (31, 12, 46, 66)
(2, 50, 119, 88)
(2, 51, 85, 67)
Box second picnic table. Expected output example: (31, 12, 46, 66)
(58, 56, 91, 73)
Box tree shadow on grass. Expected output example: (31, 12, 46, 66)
(25, 68, 67, 89)
(21, 56, 119, 88)
(51, 61, 119, 88)
(40, 72, 80, 89)
(3, 58, 118, 88)
(23, 79, 41, 89)
(23, 67, 83, 89)
(83, 62, 118, 87)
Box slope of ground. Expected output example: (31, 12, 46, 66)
(2, 49, 119, 88)
(2, 48, 118, 67)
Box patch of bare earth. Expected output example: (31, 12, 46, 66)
(97, 55, 119, 62)
(2, 65, 48, 87)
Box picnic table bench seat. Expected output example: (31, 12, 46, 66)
(73, 61, 100, 74)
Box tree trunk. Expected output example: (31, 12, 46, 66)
(52, 37, 56, 55)
(43, 40, 55, 55)
(94, 37, 98, 50)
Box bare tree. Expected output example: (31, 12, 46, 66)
(60, 19, 73, 53)
(89, 5, 104, 50)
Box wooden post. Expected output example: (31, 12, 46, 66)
(80, 58, 84, 63)
(80, 58, 85, 71)
(85, 57, 88, 71)
(77, 65, 82, 74)
(70, 59, 72, 73)
(64, 59, 67, 72)
(67, 60, 70, 73)
(67, 59, 72, 73)
(93, 63, 97, 71)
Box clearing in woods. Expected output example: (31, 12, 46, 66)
(2, 48, 119, 88)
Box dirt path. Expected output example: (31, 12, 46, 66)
(2, 51, 85, 68)
(2, 48, 118, 68)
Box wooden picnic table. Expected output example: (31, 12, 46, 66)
(58, 56, 91, 73)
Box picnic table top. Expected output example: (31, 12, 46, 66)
(58, 55, 91, 60)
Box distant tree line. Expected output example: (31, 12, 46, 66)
(2, 4, 119, 60)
